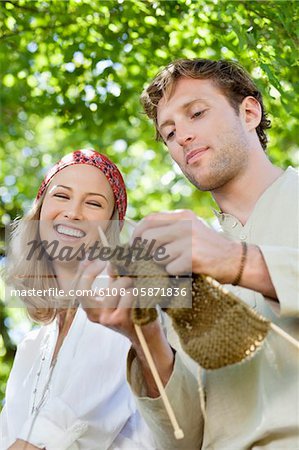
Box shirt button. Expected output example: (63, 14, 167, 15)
(240, 234, 247, 240)
(232, 221, 238, 228)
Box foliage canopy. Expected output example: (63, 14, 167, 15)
(0, 0, 298, 402)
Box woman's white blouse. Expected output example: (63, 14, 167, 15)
(0, 308, 156, 450)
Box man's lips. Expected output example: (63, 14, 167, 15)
(186, 147, 209, 164)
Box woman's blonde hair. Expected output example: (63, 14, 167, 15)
(6, 195, 121, 324)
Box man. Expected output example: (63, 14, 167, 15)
(83, 59, 299, 449)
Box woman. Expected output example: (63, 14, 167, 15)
(1, 149, 156, 450)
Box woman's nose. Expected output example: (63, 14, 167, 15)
(63, 202, 83, 220)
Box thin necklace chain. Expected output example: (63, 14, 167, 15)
(30, 307, 76, 415)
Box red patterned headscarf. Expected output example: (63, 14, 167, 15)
(36, 149, 127, 223)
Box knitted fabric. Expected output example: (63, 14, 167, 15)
(110, 244, 270, 370)
(169, 275, 270, 369)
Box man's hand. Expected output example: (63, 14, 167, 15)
(132, 210, 277, 298)
(132, 210, 239, 283)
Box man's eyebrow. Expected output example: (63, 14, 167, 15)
(50, 185, 108, 201)
(159, 99, 208, 131)
(159, 119, 174, 132)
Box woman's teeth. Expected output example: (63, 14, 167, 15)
(56, 225, 85, 238)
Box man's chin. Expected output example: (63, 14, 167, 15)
(183, 170, 213, 192)
(184, 166, 234, 192)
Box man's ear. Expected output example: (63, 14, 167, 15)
(240, 96, 262, 131)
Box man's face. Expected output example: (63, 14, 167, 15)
(157, 77, 251, 191)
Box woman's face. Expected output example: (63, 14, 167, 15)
(39, 164, 115, 258)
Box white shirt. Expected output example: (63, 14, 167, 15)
(128, 167, 299, 449)
(0, 308, 156, 450)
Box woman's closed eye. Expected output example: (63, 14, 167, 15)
(53, 193, 69, 199)
(86, 201, 103, 208)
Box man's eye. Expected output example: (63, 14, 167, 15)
(193, 111, 202, 118)
(166, 130, 175, 140)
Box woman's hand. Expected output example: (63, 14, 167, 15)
(77, 261, 175, 397)
(7, 439, 44, 450)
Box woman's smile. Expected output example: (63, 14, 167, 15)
(54, 223, 87, 240)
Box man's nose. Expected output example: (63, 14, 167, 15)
(175, 126, 195, 146)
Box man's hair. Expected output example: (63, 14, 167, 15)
(141, 59, 271, 150)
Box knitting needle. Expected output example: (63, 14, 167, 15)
(270, 323, 299, 349)
(134, 323, 184, 439)
(97, 224, 184, 440)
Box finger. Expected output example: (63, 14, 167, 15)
(132, 219, 192, 251)
(107, 261, 119, 278)
(117, 288, 134, 309)
(152, 238, 190, 268)
(109, 275, 133, 289)
(82, 291, 117, 323)
(131, 212, 177, 241)
(99, 309, 133, 334)
(165, 254, 193, 275)
(76, 260, 107, 312)
(100, 276, 133, 309)
(139, 222, 190, 250)
(77, 259, 107, 290)
(100, 291, 134, 327)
